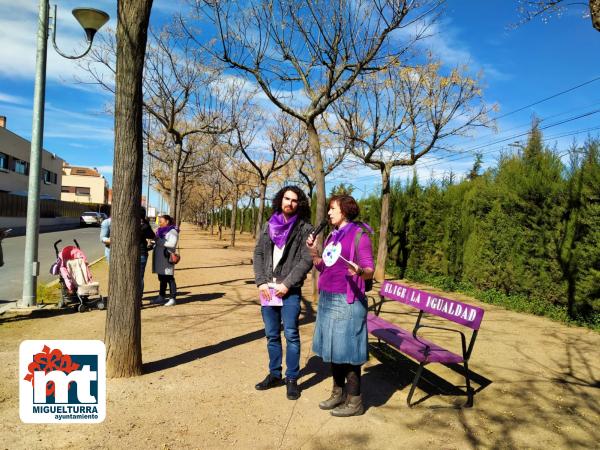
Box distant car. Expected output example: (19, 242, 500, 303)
(80, 212, 103, 227)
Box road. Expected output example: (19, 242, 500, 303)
(0, 226, 105, 302)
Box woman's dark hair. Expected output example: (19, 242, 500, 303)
(160, 214, 174, 226)
(271, 185, 311, 221)
(328, 195, 360, 221)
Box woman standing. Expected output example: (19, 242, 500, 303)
(307, 195, 374, 417)
(152, 214, 179, 307)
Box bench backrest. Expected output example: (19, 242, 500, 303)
(380, 281, 484, 330)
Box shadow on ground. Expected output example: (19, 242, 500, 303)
(364, 342, 492, 410)
(143, 296, 317, 375)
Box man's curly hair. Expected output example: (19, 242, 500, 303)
(271, 185, 311, 221)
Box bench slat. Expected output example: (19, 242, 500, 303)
(367, 314, 464, 364)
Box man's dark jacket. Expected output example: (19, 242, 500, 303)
(254, 219, 313, 289)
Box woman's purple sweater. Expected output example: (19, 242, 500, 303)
(315, 225, 374, 303)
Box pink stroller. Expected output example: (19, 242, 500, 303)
(51, 239, 106, 312)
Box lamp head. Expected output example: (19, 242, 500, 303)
(72, 8, 110, 43)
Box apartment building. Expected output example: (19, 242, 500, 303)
(0, 116, 63, 199)
(61, 163, 109, 204)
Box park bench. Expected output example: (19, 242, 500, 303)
(367, 280, 485, 407)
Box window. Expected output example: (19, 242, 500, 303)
(42, 169, 57, 184)
(75, 187, 90, 196)
(14, 159, 29, 175)
(0, 153, 7, 170)
(61, 186, 73, 193)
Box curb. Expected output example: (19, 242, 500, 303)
(0, 256, 106, 315)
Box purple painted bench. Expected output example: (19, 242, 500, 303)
(367, 280, 485, 407)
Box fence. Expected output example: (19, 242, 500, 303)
(0, 192, 110, 218)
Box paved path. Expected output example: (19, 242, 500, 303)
(0, 226, 105, 302)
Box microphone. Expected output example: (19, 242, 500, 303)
(311, 220, 328, 238)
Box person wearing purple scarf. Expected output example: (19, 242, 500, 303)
(306, 195, 374, 417)
(152, 214, 179, 306)
(253, 186, 313, 401)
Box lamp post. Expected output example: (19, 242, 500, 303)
(20, 1, 109, 308)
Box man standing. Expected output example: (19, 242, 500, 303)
(100, 215, 111, 262)
(254, 186, 313, 400)
(0, 228, 9, 267)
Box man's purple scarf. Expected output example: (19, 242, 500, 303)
(157, 225, 179, 239)
(267, 212, 298, 248)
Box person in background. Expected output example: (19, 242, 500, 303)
(0, 228, 10, 267)
(100, 215, 111, 262)
(306, 195, 374, 417)
(253, 186, 313, 401)
(139, 207, 156, 300)
(152, 214, 179, 307)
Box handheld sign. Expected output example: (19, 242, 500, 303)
(322, 242, 353, 267)
(260, 283, 283, 306)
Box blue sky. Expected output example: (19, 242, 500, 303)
(0, 0, 598, 204)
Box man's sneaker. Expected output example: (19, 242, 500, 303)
(255, 373, 285, 391)
(151, 295, 165, 305)
(163, 298, 176, 307)
(286, 378, 300, 400)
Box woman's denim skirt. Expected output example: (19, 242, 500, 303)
(312, 290, 368, 365)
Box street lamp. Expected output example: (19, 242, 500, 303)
(20, 1, 109, 308)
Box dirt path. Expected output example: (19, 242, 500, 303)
(1, 225, 599, 449)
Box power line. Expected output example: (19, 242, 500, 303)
(344, 124, 600, 184)
(332, 78, 600, 185)
(395, 124, 600, 175)
(390, 107, 600, 174)
(490, 76, 600, 123)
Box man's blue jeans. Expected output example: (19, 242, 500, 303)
(261, 290, 301, 380)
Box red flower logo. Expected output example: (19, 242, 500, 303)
(23, 345, 80, 396)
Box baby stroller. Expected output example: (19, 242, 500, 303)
(51, 239, 106, 312)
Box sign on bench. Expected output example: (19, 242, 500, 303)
(368, 281, 485, 407)
(380, 281, 485, 329)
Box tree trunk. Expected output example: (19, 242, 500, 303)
(210, 196, 215, 235)
(374, 165, 391, 282)
(230, 188, 238, 247)
(218, 204, 224, 240)
(169, 144, 182, 221)
(175, 180, 183, 227)
(251, 197, 256, 237)
(306, 120, 326, 226)
(105, 0, 153, 378)
(255, 180, 268, 238)
(306, 120, 325, 300)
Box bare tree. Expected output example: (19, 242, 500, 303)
(230, 111, 305, 237)
(337, 61, 493, 281)
(192, 0, 442, 232)
(516, 0, 600, 31)
(215, 147, 255, 247)
(82, 22, 235, 222)
(105, 0, 153, 378)
(292, 116, 351, 200)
